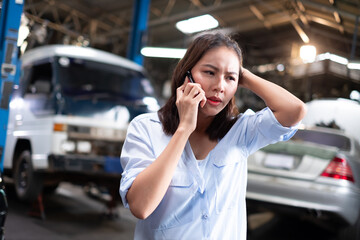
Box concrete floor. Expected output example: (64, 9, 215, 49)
(4, 182, 335, 240)
(5, 183, 136, 240)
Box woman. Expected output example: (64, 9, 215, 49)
(120, 32, 306, 239)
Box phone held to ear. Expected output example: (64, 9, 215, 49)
(186, 70, 206, 107)
(186, 70, 195, 83)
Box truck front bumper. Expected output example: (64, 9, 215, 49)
(48, 154, 123, 175)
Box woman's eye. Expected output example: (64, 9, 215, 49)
(228, 76, 236, 81)
(204, 71, 214, 76)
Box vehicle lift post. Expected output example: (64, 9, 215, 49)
(127, 0, 151, 66)
(0, 0, 25, 232)
(0, 0, 46, 221)
(0, 0, 24, 169)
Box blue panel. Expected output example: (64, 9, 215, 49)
(104, 156, 123, 174)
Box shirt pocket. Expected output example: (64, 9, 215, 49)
(212, 149, 245, 214)
(149, 171, 195, 231)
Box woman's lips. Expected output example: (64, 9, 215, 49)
(207, 96, 222, 106)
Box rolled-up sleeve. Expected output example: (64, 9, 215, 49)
(120, 117, 155, 208)
(240, 107, 300, 156)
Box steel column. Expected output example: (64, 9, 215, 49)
(127, 0, 151, 65)
(350, 15, 359, 60)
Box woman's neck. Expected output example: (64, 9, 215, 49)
(189, 118, 218, 160)
(195, 113, 214, 134)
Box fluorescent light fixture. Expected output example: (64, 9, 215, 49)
(317, 52, 331, 61)
(141, 47, 186, 59)
(348, 61, 360, 70)
(317, 52, 348, 65)
(176, 14, 219, 34)
(329, 54, 348, 65)
(300, 45, 316, 63)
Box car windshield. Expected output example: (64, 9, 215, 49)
(291, 129, 351, 151)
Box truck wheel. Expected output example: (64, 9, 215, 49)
(13, 150, 43, 202)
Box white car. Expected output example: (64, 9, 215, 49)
(247, 124, 360, 239)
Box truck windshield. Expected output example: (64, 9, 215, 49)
(55, 57, 156, 120)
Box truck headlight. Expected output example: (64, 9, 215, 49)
(143, 97, 160, 111)
(61, 140, 75, 152)
(77, 141, 91, 153)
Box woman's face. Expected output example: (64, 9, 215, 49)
(190, 46, 240, 117)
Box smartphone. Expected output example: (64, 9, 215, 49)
(186, 70, 195, 83)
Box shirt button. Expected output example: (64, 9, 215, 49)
(202, 213, 208, 219)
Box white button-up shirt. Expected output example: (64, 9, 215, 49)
(120, 107, 298, 240)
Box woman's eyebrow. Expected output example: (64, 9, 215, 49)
(201, 64, 239, 76)
(201, 64, 218, 71)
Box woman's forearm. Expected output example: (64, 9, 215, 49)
(126, 127, 191, 220)
(241, 69, 307, 127)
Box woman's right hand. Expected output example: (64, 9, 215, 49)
(176, 77, 206, 134)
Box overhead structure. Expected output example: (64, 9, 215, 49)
(18, 0, 360, 102)
(21, 0, 360, 60)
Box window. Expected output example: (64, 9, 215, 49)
(292, 130, 351, 151)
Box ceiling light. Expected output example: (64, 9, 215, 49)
(329, 54, 348, 65)
(347, 61, 360, 70)
(141, 47, 186, 58)
(176, 14, 219, 34)
(276, 64, 285, 72)
(300, 45, 316, 63)
(317, 52, 349, 65)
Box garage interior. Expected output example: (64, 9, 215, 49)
(20, 0, 360, 110)
(2, 1, 360, 239)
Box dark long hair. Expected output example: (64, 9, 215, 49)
(158, 32, 243, 140)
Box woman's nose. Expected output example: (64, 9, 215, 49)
(213, 76, 225, 92)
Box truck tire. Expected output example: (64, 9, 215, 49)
(13, 150, 43, 202)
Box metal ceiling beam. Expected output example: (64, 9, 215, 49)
(291, 1, 309, 26)
(255, 0, 311, 44)
(290, 18, 310, 43)
(24, 12, 81, 39)
(309, 14, 349, 31)
(301, 0, 359, 21)
(147, 0, 253, 28)
(163, 0, 177, 16)
(249, 4, 272, 29)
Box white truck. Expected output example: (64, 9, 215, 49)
(2, 45, 159, 202)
